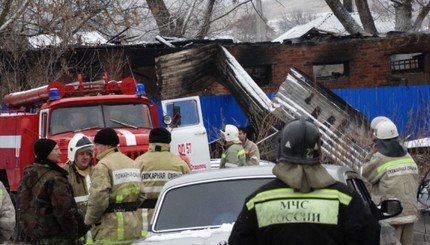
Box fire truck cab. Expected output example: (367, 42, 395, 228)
(0, 76, 211, 193)
(162, 96, 211, 171)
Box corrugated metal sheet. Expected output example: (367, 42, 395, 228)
(272, 68, 370, 170)
(273, 12, 395, 42)
(333, 86, 430, 139)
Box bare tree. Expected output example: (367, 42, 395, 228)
(0, 0, 141, 97)
(413, 1, 430, 31)
(393, 0, 413, 31)
(276, 10, 318, 35)
(356, 0, 378, 34)
(230, 13, 275, 42)
(327, 0, 430, 33)
(196, 0, 216, 39)
(325, 0, 365, 34)
(144, 0, 255, 39)
(146, 0, 184, 37)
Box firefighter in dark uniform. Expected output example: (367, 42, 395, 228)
(229, 118, 380, 245)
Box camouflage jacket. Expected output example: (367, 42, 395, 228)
(0, 181, 15, 242)
(17, 162, 86, 240)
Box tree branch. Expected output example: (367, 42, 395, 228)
(210, 0, 253, 24)
(0, 0, 30, 32)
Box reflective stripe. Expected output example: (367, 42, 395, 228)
(93, 239, 135, 244)
(114, 191, 125, 241)
(143, 186, 163, 193)
(246, 188, 352, 210)
(141, 208, 149, 230)
(0, 135, 21, 148)
(112, 168, 141, 185)
(237, 149, 245, 156)
(117, 129, 137, 146)
(85, 231, 93, 245)
(110, 186, 141, 200)
(116, 212, 125, 240)
(221, 153, 226, 159)
(377, 157, 416, 173)
(255, 199, 339, 227)
(141, 170, 183, 182)
(75, 195, 89, 203)
(85, 175, 91, 192)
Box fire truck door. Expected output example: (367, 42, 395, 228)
(162, 96, 210, 171)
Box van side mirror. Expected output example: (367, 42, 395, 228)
(375, 199, 403, 220)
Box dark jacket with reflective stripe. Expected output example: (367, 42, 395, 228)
(229, 179, 380, 245)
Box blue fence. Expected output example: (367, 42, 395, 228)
(333, 85, 430, 139)
(156, 86, 430, 142)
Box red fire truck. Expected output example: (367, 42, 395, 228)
(0, 75, 163, 193)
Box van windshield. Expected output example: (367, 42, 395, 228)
(49, 104, 152, 135)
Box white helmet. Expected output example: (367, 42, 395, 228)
(375, 121, 399, 140)
(220, 124, 239, 142)
(370, 116, 391, 130)
(68, 133, 94, 162)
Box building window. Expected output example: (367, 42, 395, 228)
(313, 62, 349, 80)
(390, 53, 423, 73)
(244, 65, 272, 87)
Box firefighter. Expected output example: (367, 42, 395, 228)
(16, 138, 88, 244)
(0, 181, 15, 242)
(84, 128, 144, 244)
(219, 124, 246, 168)
(63, 133, 94, 244)
(63, 133, 94, 213)
(238, 126, 260, 165)
(361, 120, 418, 245)
(135, 127, 190, 231)
(229, 118, 380, 245)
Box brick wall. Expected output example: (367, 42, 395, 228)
(213, 34, 430, 93)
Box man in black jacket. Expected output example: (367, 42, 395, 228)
(229, 118, 380, 245)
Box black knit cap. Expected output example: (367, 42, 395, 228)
(149, 128, 171, 144)
(34, 138, 57, 160)
(94, 128, 119, 146)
